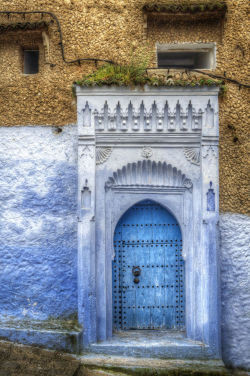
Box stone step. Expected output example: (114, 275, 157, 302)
(79, 355, 232, 376)
(87, 343, 213, 359)
(1, 340, 249, 376)
(0, 325, 82, 353)
(86, 330, 214, 359)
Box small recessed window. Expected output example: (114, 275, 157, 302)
(157, 43, 215, 70)
(23, 49, 39, 74)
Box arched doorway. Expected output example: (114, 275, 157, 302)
(112, 200, 185, 331)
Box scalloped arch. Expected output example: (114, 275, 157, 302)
(105, 160, 192, 190)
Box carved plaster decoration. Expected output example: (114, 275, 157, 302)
(183, 178, 193, 190)
(184, 148, 200, 166)
(141, 146, 153, 159)
(205, 100, 215, 128)
(202, 145, 218, 159)
(207, 181, 215, 211)
(96, 147, 112, 165)
(80, 145, 94, 159)
(105, 160, 193, 191)
(81, 179, 91, 209)
(93, 100, 212, 133)
(82, 102, 91, 127)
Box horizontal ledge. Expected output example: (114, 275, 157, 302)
(0, 21, 49, 33)
(0, 326, 82, 353)
(76, 86, 220, 96)
(145, 11, 226, 18)
(111, 187, 187, 193)
(95, 132, 201, 136)
(95, 134, 201, 145)
(96, 145, 200, 148)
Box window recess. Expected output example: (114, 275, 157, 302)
(157, 43, 216, 70)
(23, 49, 39, 74)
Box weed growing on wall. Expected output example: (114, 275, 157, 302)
(75, 45, 224, 91)
(75, 64, 225, 92)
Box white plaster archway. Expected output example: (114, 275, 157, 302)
(76, 86, 220, 358)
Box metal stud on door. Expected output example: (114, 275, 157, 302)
(112, 200, 184, 331)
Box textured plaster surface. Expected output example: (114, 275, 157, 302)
(0, 125, 249, 369)
(0, 125, 78, 321)
(220, 213, 250, 370)
(0, 0, 249, 213)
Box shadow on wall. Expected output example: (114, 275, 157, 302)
(0, 160, 78, 322)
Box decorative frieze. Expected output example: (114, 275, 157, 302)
(80, 99, 215, 133)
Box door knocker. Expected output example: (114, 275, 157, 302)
(132, 266, 141, 277)
(132, 266, 141, 284)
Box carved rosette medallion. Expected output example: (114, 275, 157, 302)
(96, 147, 112, 165)
(184, 148, 200, 166)
(141, 146, 153, 159)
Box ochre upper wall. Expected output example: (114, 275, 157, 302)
(0, 0, 249, 214)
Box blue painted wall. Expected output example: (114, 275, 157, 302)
(0, 126, 78, 322)
(0, 125, 249, 369)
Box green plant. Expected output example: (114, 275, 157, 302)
(75, 46, 160, 88)
(75, 48, 225, 94)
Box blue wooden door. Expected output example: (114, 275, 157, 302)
(113, 200, 184, 330)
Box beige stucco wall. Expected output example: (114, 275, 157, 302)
(0, 0, 249, 214)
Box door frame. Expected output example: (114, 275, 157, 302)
(76, 86, 221, 358)
(105, 188, 191, 338)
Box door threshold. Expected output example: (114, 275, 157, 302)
(87, 330, 215, 359)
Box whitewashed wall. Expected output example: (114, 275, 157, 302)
(0, 125, 249, 369)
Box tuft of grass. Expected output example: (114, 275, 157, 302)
(75, 63, 152, 87)
(75, 47, 225, 93)
(75, 64, 224, 93)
